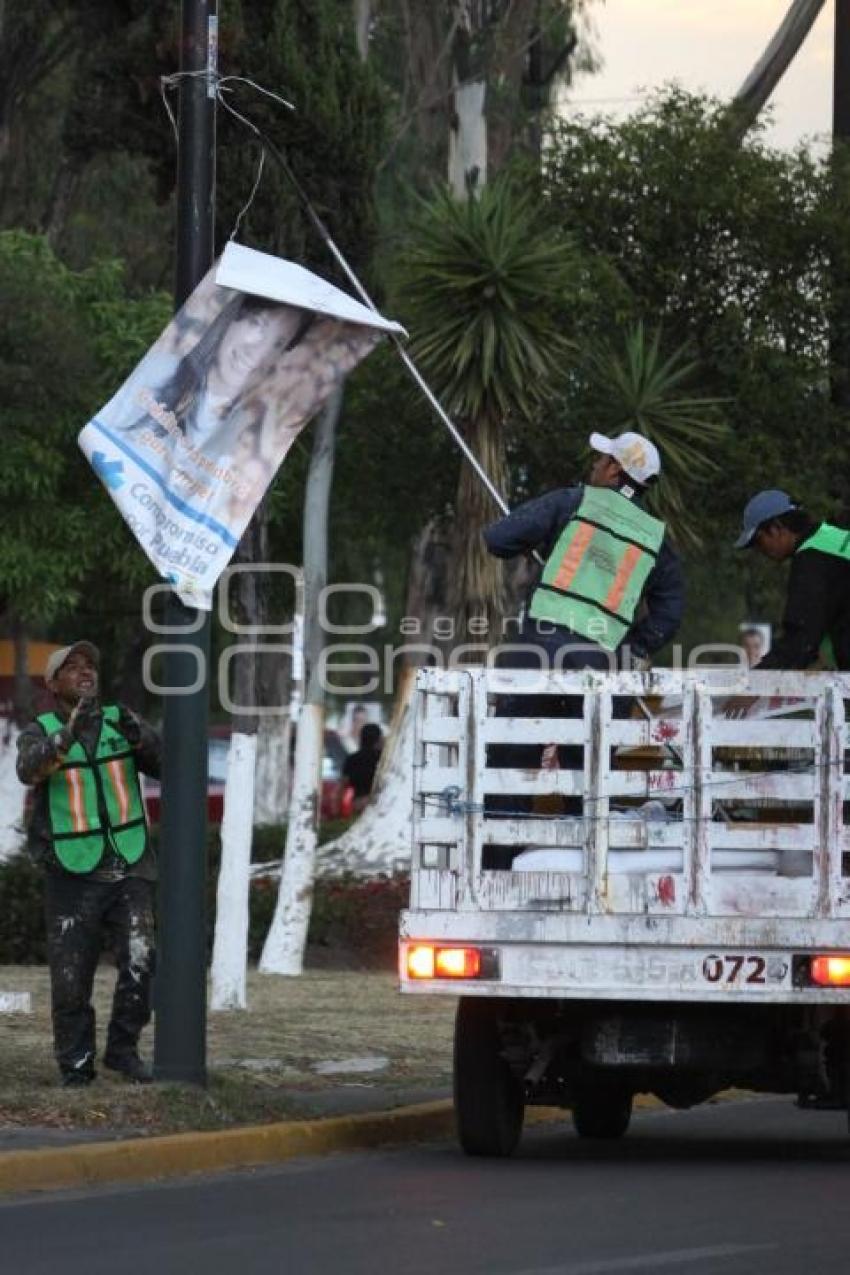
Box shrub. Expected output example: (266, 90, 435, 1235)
(0, 844, 409, 971)
(249, 871, 409, 970)
(0, 855, 46, 964)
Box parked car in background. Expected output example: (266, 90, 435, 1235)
(142, 727, 228, 824)
(143, 726, 353, 825)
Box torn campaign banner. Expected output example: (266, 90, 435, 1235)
(78, 243, 404, 610)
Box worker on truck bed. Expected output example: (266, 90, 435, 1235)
(733, 489, 850, 670)
(481, 433, 684, 843)
(483, 430, 684, 671)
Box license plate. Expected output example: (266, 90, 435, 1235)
(699, 951, 790, 989)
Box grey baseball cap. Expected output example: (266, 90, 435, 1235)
(734, 490, 798, 549)
(44, 641, 100, 685)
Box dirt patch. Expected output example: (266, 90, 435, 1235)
(0, 966, 456, 1134)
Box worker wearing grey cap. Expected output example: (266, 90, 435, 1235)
(733, 490, 850, 669)
(16, 641, 161, 1086)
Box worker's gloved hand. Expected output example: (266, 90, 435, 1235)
(50, 725, 74, 757)
(69, 696, 100, 740)
(621, 647, 651, 673)
(116, 703, 143, 747)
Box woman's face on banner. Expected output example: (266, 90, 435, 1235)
(214, 304, 304, 396)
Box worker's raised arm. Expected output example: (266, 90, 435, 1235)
(483, 487, 582, 560)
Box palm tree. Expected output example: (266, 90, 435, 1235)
(580, 323, 728, 548)
(397, 177, 578, 634)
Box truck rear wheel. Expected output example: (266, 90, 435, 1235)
(571, 1079, 633, 1139)
(454, 997, 524, 1157)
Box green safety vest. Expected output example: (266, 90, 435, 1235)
(798, 522, 850, 562)
(798, 523, 850, 669)
(37, 705, 148, 874)
(528, 486, 666, 652)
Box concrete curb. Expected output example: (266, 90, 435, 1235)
(0, 1100, 462, 1196)
(0, 1090, 739, 1197)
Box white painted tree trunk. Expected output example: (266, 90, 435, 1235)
(259, 387, 341, 976)
(258, 702, 324, 975)
(0, 722, 23, 862)
(253, 716, 292, 826)
(210, 731, 258, 1010)
(448, 73, 486, 197)
(317, 667, 416, 878)
(353, 0, 371, 61)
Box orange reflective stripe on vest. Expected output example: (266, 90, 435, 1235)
(37, 706, 148, 874)
(63, 766, 89, 833)
(528, 486, 666, 652)
(106, 758, 132, 825)
(552, 521, 596, 592)
(604, 543, 643, 613)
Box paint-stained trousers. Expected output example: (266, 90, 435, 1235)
(44, 873, 155, 1079)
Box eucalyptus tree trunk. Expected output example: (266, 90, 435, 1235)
(316, 665, 417, 877)
(725, 0, 827, 142)
(11, 615, 32, 727)
(0, 615, 29, 858)
(353, 0, 372, 60)
(210, 515, 266, 1010)
(259, 387, 342, 976)
(0, 715, 22, 861)
(448, 73, 487, 196)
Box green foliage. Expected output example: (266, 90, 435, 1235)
(393, 175, 582, 621)
(216, 0, 386, 274)
(0, 837, 405, 972)
(538, 90, 850, 634)
(542, 90, 844, 519)
(0, 230, 171, 622)
(397, 178, 577, 423)
(248, 872, 407, 970)
(580, 323, 729, 545)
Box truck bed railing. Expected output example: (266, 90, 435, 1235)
(411, 668, 850, 921)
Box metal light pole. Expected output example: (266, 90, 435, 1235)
(154, 0, 217, 1086)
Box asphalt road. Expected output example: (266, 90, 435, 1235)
(4, 1097, 850, 1275)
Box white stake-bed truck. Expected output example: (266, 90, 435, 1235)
(399, 667, 850, 1156)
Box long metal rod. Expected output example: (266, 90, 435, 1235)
(319, 233, 511, 516)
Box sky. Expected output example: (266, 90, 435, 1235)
(565, 0, 834, 151)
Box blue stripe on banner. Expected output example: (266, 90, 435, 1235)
(89, 417, 239, 549)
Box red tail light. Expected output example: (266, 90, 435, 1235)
(405, 944, 494, 980)
(435, 947, 481, 979)
(810, 955, 850, 987)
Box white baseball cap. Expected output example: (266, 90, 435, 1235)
(589, 431, 661, 484)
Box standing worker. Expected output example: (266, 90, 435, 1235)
(482, 433, 684, 843)
(732, 490, 850, 670)
(16, 642, 161, 1086)
(484, 431, 684, 670)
